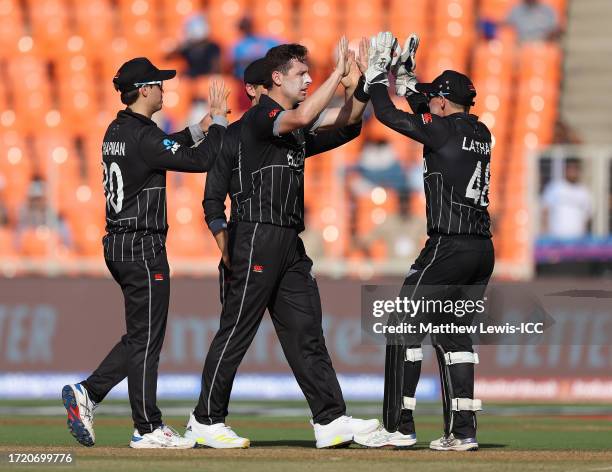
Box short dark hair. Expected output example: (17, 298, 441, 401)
(265, 44, 308, 76)
(120, 89, 140, 106)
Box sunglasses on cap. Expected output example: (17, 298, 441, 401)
(427, 91, 449, 100)
(134, 80, 163, 90)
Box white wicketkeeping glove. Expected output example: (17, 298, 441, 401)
(363, 31, 401, 93)
(395, 34, 420, 97)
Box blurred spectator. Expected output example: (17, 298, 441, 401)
(354, 213, 426, 263)
(346, 139, 421, 253)
(0, 174, 9, 228)
(16, 175, 73, 249)
(505, 0, 561, 42)
(553, 119, 582, 144)
(541, 158, 592, 238)
(166, 14, 221, 77)
(231, 16, 279, 81)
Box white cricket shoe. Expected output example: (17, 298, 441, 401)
(130, 425, 196, 449)
(312, 415, 379, 449)
(429, 433, 478, 451)
(184, 412, 250, 449)
(62, 383, 96, 447)
(354, 426, 417, 448)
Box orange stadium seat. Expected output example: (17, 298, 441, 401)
(480, 0, 566, 23)
(208, 0, 249, 49)
(296, 0, 341, 66)
(73, 0, 115, 55)
(471, 40, 515, 175)
(433, 0, 476, 43)
(6, 56, 52, 132)
(32, 133, 80, 183)
(116, 0, 161, 52)
(0, 0, 26, 56)
(25, 0, 71, 56)
(18, 226, 62, 257)
(0, 132, 33, 208)
(65, 199, 105, 256)
(55, 55, 99, 129)
(341, 0, 385, 40)
(253, 0, 294, 42)
(422, 37, 471, 81)
(158, 0, 200, 44)
(388, 0, 430, 42)
(0, 227, 17, 257)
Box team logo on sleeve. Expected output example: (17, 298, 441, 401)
(422, 113, 432, 124)
(162, 138, 180, 154)
(268, 108, 281, 118)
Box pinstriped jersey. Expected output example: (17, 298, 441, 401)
(102, 109, 225, 261)
(230, 95, 361, 233)
(369, 85, 492, 238)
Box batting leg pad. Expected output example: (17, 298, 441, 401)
(383, 345, 422, 434)
(434, 345, 481, 439)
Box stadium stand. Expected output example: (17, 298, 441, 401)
(0, 0, 567, 278)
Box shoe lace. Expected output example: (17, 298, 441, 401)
(80, 400, 97, 425)
(216, 424, 239, 438)
(161, 424, 181, 437)
(369, 427, 390, 441)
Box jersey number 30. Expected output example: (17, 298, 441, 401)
(465, 161, 490, 207)
(102, 161, 124, 213)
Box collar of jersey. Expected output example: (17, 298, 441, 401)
(447, 112, 479, 121)
(259, 94, 286, 111)
(118, 108, 157, 126)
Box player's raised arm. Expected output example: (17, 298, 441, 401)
(312, 38, 371, 130)
(271, 37, 350, 135)
(140, 80, 230, 172)
(365, 32, 451, 149)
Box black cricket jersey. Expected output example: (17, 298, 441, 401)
(205, 96, 361, 234)
(370, 85, 492, 238)
(102, 109, 226, 261)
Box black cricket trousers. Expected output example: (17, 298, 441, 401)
(384, 234, 494, 438)
(81, 250, 170, 435)
(194, 221, 346, 425)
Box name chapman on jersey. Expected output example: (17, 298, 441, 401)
(462, 137, 491, 155)
(102, 141, 126, 156)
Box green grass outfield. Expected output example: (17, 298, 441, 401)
(1, 400, 611, 471)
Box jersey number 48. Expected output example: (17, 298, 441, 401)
(465, 161, 490, 207)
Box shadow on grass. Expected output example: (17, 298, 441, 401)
(253, 440, 315, 448)
(478, 443, 507, 449)
(252, 441, 507, 450)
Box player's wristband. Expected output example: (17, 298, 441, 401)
(211, 115, 229, 128)
(208, 218, 228, 236)
(353, 76, 370, 103)
(189, 124, 206, 143)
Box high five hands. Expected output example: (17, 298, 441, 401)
(362, 32, 420, 96)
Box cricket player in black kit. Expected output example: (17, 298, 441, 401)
(61, 57, 229, 449)
(354, 33, 494, 451)
(185, 38, 379, 449)
(204, 58, 271, 274)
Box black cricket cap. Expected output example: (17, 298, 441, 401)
(416, 70, 476, 107)
(113, 57, 176, 93)
(244, 57, 270, 86)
